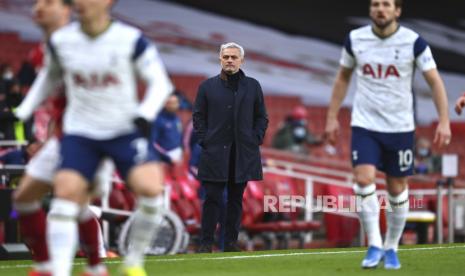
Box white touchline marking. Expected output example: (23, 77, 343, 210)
(0, 245, 464, 270)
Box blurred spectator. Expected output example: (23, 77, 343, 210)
(12, 81, 34, 142)
(1, 63, 17, 107)
(152, 94, 183, 165)
(271, 106, 322, 154)
(0, 90, 15, 140)
(2, 80, 33, 142)
(173, 88, 193, 111)
(17, 60, 37, 89)
(7, 80, 24, 108)
(414, 137, 441, 174)
(0, 63, 15, 94)
(0, 63, 32, 141)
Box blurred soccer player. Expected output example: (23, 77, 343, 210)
(325, 0, 451, 270)
(13, 1, 106, 275)
(15, 0, 173, 275)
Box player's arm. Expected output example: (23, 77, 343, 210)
(15, 43, 62, 121)
(415, 36, 451, 147)
(423, 68, 451, 147)
(325, 34, 355, 145)
(325, 66, 353, 144)
(134, 36, 174, 124)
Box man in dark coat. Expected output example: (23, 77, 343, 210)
(193, 42, 268, 252)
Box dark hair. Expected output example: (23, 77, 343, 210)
(62, 0, 72, 6)
(370, 0, 403, 8)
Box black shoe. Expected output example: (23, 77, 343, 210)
(224, 242, 242, 252)
(196, 244, 213, 253)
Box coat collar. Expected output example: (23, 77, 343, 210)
(219, 69, 246, 82)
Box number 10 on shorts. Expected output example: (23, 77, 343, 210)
(398, 149, 413, 172)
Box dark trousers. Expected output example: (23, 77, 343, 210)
(200, 143, 247, 246)
(200, 180, 247, 246)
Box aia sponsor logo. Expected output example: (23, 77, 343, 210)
(72, 72, 120, 89)
(362, 64, 400, 79)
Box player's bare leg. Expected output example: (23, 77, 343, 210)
(353, 164, 383, 268)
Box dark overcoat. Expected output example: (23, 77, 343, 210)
(192, 70, 268, 182)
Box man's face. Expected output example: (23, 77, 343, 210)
(33, 0, 69, 30)
(164, 95, 180, 113)
(74, 0, 110, 24)
(369, 0, 401, 29)
(220, 47, 243, 74)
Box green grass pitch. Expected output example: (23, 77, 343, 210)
(0, 243, 464, 275)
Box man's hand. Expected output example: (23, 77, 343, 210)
(324, 118, 340, 145)
(454, 95, 465, 115)
(433, 120, 451, 148)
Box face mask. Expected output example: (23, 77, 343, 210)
(293, 126, 306, 139)
(418, 148, 430, 157)
(3, 70, 13, 80)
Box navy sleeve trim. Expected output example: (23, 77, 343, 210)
(414, 36, 428, 58)
(343, 34, 354, 57)
(46, 40, 60, 65)
(132, 35, 150, 61)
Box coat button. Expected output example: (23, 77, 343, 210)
(227, 105, 232, 109)
(224, 145, 227, 149)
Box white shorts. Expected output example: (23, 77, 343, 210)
(26, 137, 60, 183)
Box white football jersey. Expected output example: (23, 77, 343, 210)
(340, 25, 437, 132)
(46, 21, 172, 139)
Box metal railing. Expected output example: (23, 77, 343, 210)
(2, 153, 464, 247)
(263, 162, 465, 246)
